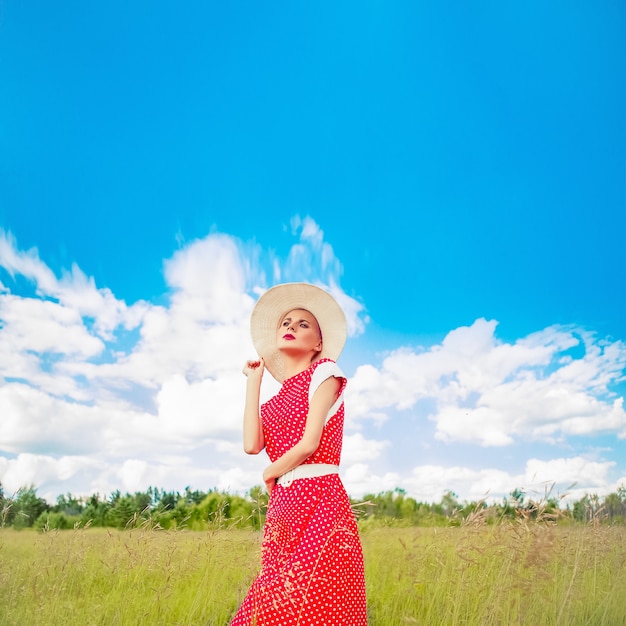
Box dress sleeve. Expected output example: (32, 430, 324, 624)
(309, 361, 346, 424)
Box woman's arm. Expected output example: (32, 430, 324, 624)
(262, 375, 341, 493)
(242, 359, 265, 454)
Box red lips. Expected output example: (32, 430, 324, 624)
(282, 333, 295, 340)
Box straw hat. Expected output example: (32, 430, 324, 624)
(250, 283, 347, 382)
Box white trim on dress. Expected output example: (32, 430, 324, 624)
(308, 361, 345, 424)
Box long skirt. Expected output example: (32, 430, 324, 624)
(231, 474, 367, 625)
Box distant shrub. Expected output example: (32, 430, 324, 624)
(34, 511, 81, 531)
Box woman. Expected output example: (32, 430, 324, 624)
(231, 283, 367, 625)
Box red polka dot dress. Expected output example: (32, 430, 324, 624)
(231, 358, 367, 625)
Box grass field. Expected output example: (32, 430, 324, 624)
(1, 518, 625, 625)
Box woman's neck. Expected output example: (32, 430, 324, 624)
(282, 353, 319, 380)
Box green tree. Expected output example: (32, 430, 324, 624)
(196, 491, 232, 528)
(105, 493, 138, 528)
(11, 486, 49, 529)
(604, 489, 626, 521)
(0, 482, 11, 527)
(81, 493, 111, 527)
(440, 490, 459, 517)
(35, 511, 78, 530)
(53, 493, 84, 516)
(184, 486, 207, 505)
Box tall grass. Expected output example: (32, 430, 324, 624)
(1, 514, 624, 625)
(0, 521, 259, 625)
(363, 518, 626, 624)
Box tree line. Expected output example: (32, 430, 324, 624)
(1, 482, 624, 531)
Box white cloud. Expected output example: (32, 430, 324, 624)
(152, 373, 243, 439)
(0, 453, 105, 499)
(349, 319, 626, 446)
(351, 456, 619, 505)
(0, 296, 106, 399)
(342, 433, 390, 464)
(106, 455, 266, 499)
(0, 383, 111, 454)
(342, 463, 401, 497)
(0, 452, 266, 503)
(524, 457, 613, 488)
(287, 216, 342, 286)
(403, 464, 514, 503)
(164, 234, 252, 323)
(0, 295, 103, 357)
(0, 231, 58, 293)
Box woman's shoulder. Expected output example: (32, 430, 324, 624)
(308, 358, 344, 378)
(308, 359, 347, 411)
(309, 359, 346, 389)
(312, 357, 335, 368)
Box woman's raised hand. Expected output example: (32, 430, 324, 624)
(243, 358, 265, 381)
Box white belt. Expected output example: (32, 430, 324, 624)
(276, 464, 339, 488)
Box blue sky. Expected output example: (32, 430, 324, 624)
(1, 2, 625, 505)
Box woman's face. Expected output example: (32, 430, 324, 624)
(276, 308, 322, 356)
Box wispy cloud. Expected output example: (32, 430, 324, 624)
(0, 229, 146, 340)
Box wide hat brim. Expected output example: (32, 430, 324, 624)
(250, 283, 347, 383)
